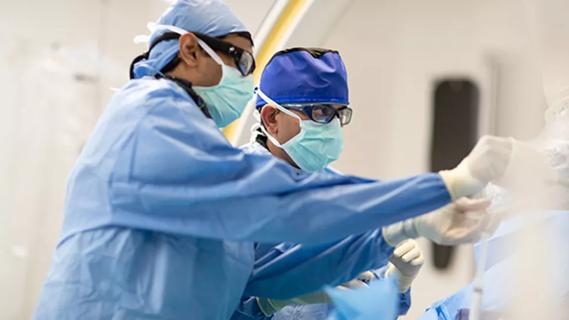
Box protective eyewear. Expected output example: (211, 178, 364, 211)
(284, 104, 353, 126)
(194, 32, 256, 77)
(131, 30, 256, 78)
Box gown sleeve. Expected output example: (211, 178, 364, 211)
(107, 88, 451, 244)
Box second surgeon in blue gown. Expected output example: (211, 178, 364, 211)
(232, 48, 419, 320)
(35, 1, 513, 319)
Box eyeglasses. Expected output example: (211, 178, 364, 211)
(284, 104, 353, 126)
(194, 32, 256, 77)
(137, 31, 256, 77)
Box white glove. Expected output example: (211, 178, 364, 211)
(382, 197, 500, 246)
(440, 135, 513, 200)
(385, 239, 424, 292)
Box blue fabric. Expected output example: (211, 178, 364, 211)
(234, 285, 408, 320)
(233, 142, 411, 320)
(270, 277, 410, 320)
(237, 142, 392, 299)
(232, 265, 410, 320)
(256, 49, 349, 108)
(420, 211, 569, 320)
(34, 77, 450, 320)
(245, 232, 392, 299)
(132, 0, 248, 79)
(325, 277, 399, 320)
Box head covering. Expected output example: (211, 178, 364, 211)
(132, 0, 249, 79)
(256, 48, 349, 109)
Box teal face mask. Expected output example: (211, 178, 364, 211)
(193, 39, 254, 128)
(257, 90, 344, 172)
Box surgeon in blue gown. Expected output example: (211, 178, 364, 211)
(34, 1, 513, 319)
(231, 48, 424, 320)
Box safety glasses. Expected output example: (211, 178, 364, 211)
(194, 32, 256, 77)
(284, 104, 353, 126)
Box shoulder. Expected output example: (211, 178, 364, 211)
(113, 78, 199, 113)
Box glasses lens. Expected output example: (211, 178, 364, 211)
(337, 107, 352, 126)
(311, 105, 336, 123)
(238, 52, 255, 76)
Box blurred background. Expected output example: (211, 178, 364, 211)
(0, 0, 554, 319)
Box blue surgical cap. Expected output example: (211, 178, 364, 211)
(256, 48, 349, 109)
(132, 0, 249, 79)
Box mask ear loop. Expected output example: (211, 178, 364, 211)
(256, 89, 302, 121)
(256, 89, 306, 148)
(196, 39, 224, 65)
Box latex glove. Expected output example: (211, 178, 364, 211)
(256, 275, 370, 316)
(384, 240, 424, 292)
(440, 135, 513, 200)
(382, 197, 500, 246)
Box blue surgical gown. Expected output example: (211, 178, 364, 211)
(231, 142, 411, 320)
(233, 266, 410, 320)
(35, 78, 450, 320)
(234, 277, 402, 320)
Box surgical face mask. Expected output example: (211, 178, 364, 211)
(192, 39, 254, 128)
(257, 90, 344, 172)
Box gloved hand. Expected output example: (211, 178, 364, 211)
(440, 135, 513, 200)
(385, 239, 424, 292)
(382, 197, 500, 246)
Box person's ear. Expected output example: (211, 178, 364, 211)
(178, 33, 200, 68)
(260, 105, 280, 136)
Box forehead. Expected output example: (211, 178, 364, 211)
(220, 34, 253, 55)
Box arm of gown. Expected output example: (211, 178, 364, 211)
(244, 229, 393, 299)
(109, 92, 451, 244)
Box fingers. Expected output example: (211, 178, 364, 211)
(393, 239, 415, 257)
(390, 239, 424, 271)
(412, 252, 425, 266)
(455, 197, 491, 211)
(478, 135, 513, 155)
(401, 248, 420, 262)
(391, 240, 421, 262)
(444, 215, 489, 243)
